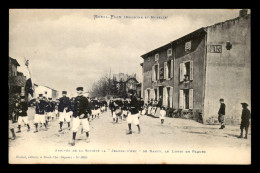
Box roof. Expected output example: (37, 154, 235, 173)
(141, 12, 251, 59)
(141, 28, 206, 59)
(9, 57, 20, 66)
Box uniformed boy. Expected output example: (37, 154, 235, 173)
(48, 98, 56, 121)
(16, 96, 30, 133)
(58, 91, 71, 132)
(34, 94, 48, 133)
(69, 87, 92, 146)
(218, 98, 226, 129)
(238, 103, 251, 139)
(126, 89, 141, 134)
(159, 106, 166, 125)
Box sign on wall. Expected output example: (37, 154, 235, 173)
(207, 45, 222, 53)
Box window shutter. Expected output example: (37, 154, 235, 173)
(157, 88, 159, 101)
(144, 89, 148, 104)
(190, 61, 193, 80)
(152, 65, 155, 82)
(151, 89, 155, 101)
(170, 60, 174, 78)
(179, 90, 184, 109)
(189, 89, 193, 109)
(180, 63, 184, 82)
(157, 64, 160, 81)
(164, 62, 167, 80)
(169, 87, 173, 108)
(163, 87, 167, 106)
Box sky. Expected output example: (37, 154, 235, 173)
(9, 9, 245, 97)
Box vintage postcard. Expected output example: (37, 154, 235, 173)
(8, 9, 251, 164)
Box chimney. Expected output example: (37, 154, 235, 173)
(239, 9, 248, 17)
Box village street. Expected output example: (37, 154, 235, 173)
(9, 107, 251, 164)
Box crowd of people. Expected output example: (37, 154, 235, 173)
(9, 88, 150, 146)
(9, 88, 251, 146)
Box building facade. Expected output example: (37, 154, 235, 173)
(34, 84, 59, 100)
(8, 57, 26, 98)
(113, 73, 140, 98)
(141, 10, 250, 123)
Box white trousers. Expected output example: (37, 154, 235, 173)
(72, 117, 90, 132)
(59, 112, 71, 122)
(127, 113, 140, 125)
(34, 114, 45, 124)
(18, 116, 28, 125)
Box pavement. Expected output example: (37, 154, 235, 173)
(8, 107, 251, 164)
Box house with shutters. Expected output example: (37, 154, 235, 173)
(141, 9, 250, 123)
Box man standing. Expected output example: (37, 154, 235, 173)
(16, 96, 30, 133)
(69, 87, 92, 146)
(34, 94, 47, 133)
(58, 91, 71, 132)
(218, 98, 226, 129)
(126, 89, 141, 135)
(238, 103, 251, 139)
(46, 98, 55, 121)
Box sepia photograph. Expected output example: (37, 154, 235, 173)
(8, 9, 251, 164)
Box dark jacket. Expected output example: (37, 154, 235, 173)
(17, 101, 28, 117)
(241, 108, 251, 123)
(122, 100, 129, 110)
(129, 96, 139, 115)
(35, 100, 46, 115)
(45, 101, 55, 112)
(58, 96, 70, 112)
(72, 95, 92, 119)
(91, 100, 99, 110)
(218, 103, 226, 115)
(109, 101, 115, 110)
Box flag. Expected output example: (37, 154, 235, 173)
(25, 78, 33, 97)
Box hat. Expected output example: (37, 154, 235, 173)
(76, 87, 83, 91)
(48, 98, 52, 100)
(62, 91, 67, 94)
(219, 98, 224, 101)
(128, 89, 134, 94)
(39, 94, 43, 97)
(241, 103, 248, 107)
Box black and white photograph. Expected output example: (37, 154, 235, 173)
(8, 9, 251, 164)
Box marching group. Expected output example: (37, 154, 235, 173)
(9, 87, 251, 146)
(8, 87, 153, 146)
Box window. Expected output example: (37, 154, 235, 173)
(163, 86, 173, 108)
(155, 53, 159, 61)
(154, 64, 159, 81)
(185, 41, 191, 52)
(180, 61, 193, 82)
(179, 89, 193, 109)
(163, 60, 174, 80)
(167, 48, 172, 57)
(45, 91, 47, 94)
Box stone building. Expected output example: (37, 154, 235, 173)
(8, 57, 26, 98)
(141, 9, 250, 123)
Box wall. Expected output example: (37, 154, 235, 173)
(142, 45, 173, 93)
(204, 15, 251, 123)
(173, 33, 206, 111)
